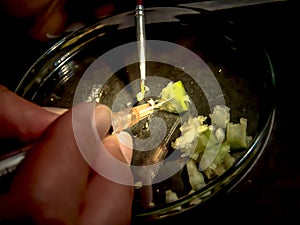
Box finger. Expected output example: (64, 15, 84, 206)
(0, 85, 58, 142)
(0, 103, 91, 224)
(0, 103, 114, 224)
(93, 3, 115, 19)
(43, 106, 69, 115)
(2, 0, 68, 41)
(79, 135, 134, 225)
(1, 0, 54, 17)
(30, 0, 68, 41)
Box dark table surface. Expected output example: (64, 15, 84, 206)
(0, 1, 297, 225)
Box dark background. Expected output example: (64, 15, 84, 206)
(0, 1, 297, 224)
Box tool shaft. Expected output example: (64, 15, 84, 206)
(135, 3, 146, 96)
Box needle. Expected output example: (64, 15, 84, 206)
(135, 0, 146, 101)
(111, 99, 170, 134)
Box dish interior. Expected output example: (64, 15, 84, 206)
(15, 6, 275, 219)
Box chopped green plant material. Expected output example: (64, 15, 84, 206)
(152, 81, 251, 205)
(171, 116, 209, 158)
(172, 104, 252, 185)
(165, 189, 179, 202)
(186, 159, 206, 191)
(159, 80, 190, 113)
(226, 118, 249, 149)
(209, 104, 230, 128)
(165, 190, 182, 211)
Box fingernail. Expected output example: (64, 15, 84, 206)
(116, 131, 133, 164)
(46, 33, 62, 39)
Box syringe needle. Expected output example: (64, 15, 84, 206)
(111, 98, 172, 134)
(135, 0, 146, 101)
(111, 103, 153, 134)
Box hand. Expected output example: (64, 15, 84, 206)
(1, 0, 116, 41)
(0, 85, 134, 225)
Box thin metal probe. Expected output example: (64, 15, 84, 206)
(135, 0, 146, 100)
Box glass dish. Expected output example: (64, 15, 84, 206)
(14, 4, 275, 222)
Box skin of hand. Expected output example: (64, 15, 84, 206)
(0, 85, 134, 225)
(1, 0, 116, 41)
(1, 0, 68, 41)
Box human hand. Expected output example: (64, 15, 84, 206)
(1, 0, 116, 41)
(0, 85, 134, 225)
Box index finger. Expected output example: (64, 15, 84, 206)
(0, 102, 113, 223)
(0, 85, 58, 142)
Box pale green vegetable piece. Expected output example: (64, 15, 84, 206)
(165, 190, 179, 203)
(226, 118, 248, 149)
(172, 116, 208, 157)
(223, 153, 235, 169)
(186, 159, 206, 191)
(198, 140, 221, 171)
(165, 190, 182, 211)
(209, 105, 230, 128)
(191, 132, 209, 160)
(202, 143, 234, 178)
(211, 143, 231, 165)
(159, 80, 190, 113)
